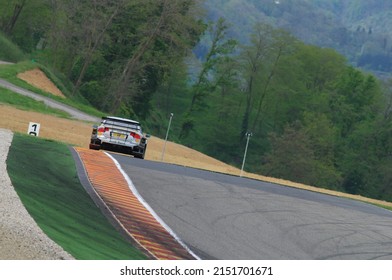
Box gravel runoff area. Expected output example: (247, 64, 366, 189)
(0, 128, 74, 260)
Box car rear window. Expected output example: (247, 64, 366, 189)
(102, 119, 141, 132)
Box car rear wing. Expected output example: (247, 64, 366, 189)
(101, 117, 142, 132)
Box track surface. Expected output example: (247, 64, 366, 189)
(111, 153, 392, 260)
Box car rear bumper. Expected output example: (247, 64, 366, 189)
(91, 137, 144, 150)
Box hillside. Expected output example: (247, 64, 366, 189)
(2, 1, 392, 205)
(1, 66, 392, 210)
(204, 0, 392, 76)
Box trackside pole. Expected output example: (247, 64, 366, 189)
(240, 132, 252, 177)
(161, 113, 174, 161)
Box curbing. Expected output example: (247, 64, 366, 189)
(72, 147, 199, 260)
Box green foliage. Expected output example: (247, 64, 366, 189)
(154, 22, 392, 202)
(0, 0, 52, 52)
(0, 61, 106, 118)
(0, 87, 69, 117)
(78, 81, 105, 107)
(180, 17, 237, 138)
(2, 0, 392, 203)
(0, 32, 26, 62)
(261, 122, 319, 185)
(103, 0, 205, 115)
(204, 0, 392, 75)
(0, 60, 37, 78)
(7, 133, 147, 259)
(330, 67, 381, 137)
(261, 121, 342, 189)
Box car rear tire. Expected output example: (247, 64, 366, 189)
(135, 145, 146, 159)
(89, 143, 101, 150)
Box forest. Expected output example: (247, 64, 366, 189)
(205, 0, 392, 75)
(1, 0, 392, 202)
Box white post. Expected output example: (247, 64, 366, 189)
(240, 132, 252, 177)
(161, 113, 174, 161)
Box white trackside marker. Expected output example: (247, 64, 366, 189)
(27, 122, 40, 137)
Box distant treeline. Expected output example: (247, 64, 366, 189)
(204, 0, 392, 76)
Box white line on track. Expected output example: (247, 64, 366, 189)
(104, 152, 201, 260)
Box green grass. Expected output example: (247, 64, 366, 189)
(0, 32, 26, 62)
(373, 203, 392, 212)
(6, 133, 147, 260)
(0, 87, 70, 117)
(0, 61, 106, 118)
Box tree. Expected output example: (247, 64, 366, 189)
(109, 0, 204, 115)
(261, 122, 319, 185)
(179, 17, 236, 139)
(71, 0, 127, 95)
(0, 0, 26, 36)
(45, 0, 83, 73)
(329, 67, 380, 137)
(302, 112, 342, 188)
(0, 0, 52, 52)
(188, 18, 236, 109)
(293, 44, 346, 92)
(251, 28, 296, 131)
(238, 23, 275, 139)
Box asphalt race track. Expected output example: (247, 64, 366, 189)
(111, 153, 392, 260)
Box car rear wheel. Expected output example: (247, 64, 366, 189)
(135, 145, 146, 159)
(89, 143, 101, 150)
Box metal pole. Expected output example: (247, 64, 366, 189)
(161, 113, 174, 161)
(240, 132, 252, 177)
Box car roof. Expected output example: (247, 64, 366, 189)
(102, 116, 140, 125)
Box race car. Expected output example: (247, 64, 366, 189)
(89, 116, 149, 159)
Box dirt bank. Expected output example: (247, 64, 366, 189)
(17, 68, 65, 98)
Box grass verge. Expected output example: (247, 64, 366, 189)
(0, 32, 26, 62)
(0, 61, 105, 118)
(6, 133, 147, 260)
(0, 87, 70, 118)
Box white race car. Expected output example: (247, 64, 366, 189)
(89, 116, 149, 159)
